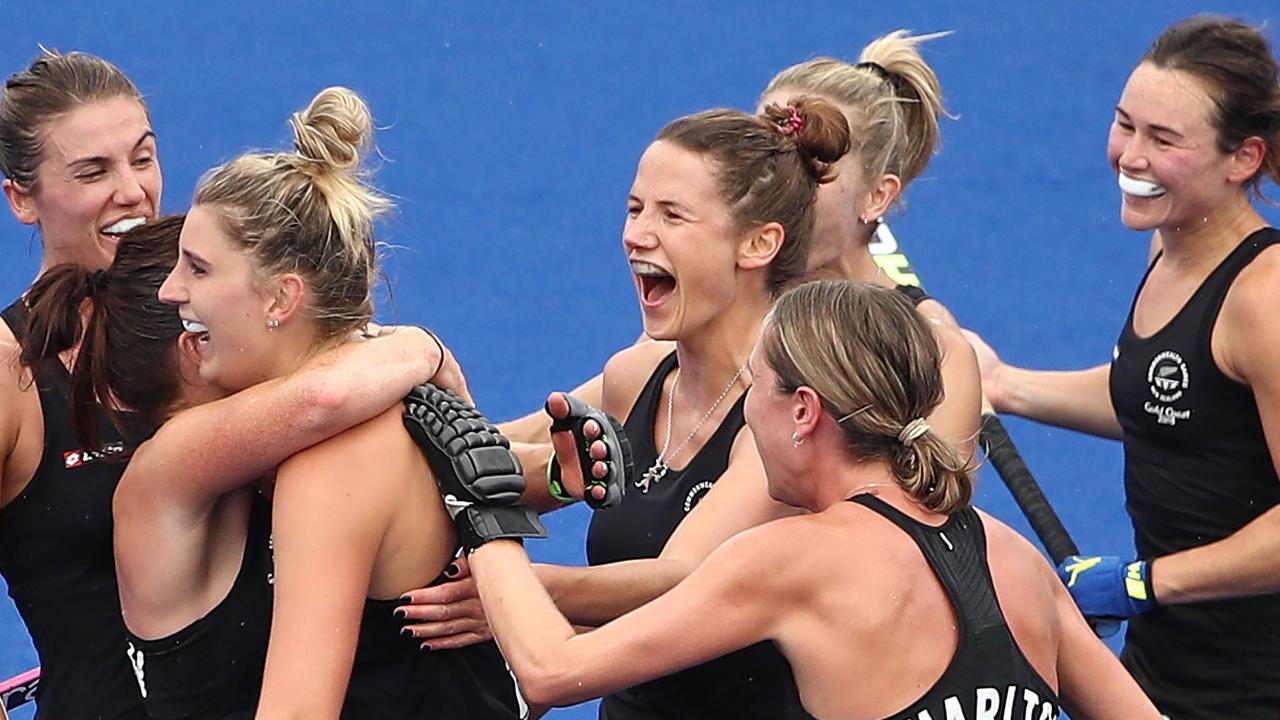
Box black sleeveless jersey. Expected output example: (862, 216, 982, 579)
(0, 299, 147, 720)
(587, 351, 805, 720)
(895, 283, 930, 306)
(122, 490, 273, 720)
(845, 495, 1060, 720)
(1109, 228, 1280, 719)
(341, 591, 523, 719)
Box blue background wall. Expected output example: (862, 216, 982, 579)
(2, 3, 1277, 718)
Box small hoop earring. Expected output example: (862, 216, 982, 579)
(267, 318, 280, 330)
(791, 432, 805, 448)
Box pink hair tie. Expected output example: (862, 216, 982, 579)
(780, 106, 805, 137)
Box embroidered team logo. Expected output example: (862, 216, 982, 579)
(64, 442, 127, 468)
(1147, 351, 1188, 402)
(683, 481, 715, 514)
(1143, 350, 1191, 426)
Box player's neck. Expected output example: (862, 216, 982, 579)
(834, 243, 885, 285)
(1158, 197, 1265, 273)
(674, 291, 764, 397)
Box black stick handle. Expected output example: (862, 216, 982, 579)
(980, 414, 1080, 563)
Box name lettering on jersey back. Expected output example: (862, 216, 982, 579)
(899, 685, 1057, 720)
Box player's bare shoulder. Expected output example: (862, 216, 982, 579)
(0, 316, 42, 489)
(601, 339, 675, 419)
(1216, 240, 1280, 381)
(975, 508, 1061, 597)
(915, 296, 963, 333)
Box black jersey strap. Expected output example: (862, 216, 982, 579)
(894, 283, 931, 306)
(2, 298, 28, 340)
(847, 494, 1005, 631)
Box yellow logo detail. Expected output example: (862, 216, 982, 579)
(872, 253, 920, 287)
(1125, 562, 1148, 601)
(1063, 556, 1102, 587)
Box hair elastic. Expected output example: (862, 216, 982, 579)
(855, 61, 891, 82)
(780, 105, 805, 137)
(898, 417, 930, 447)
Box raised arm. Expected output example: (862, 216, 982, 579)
(963, 329, 1122, 440)
(499, 372, 605, 445)
(120, 327, 447, 515)
(472, 528, 782, 708)
(497, 335, 666, 445)
(536, 426, 795, 626)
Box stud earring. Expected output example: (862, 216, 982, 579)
(267, 318, 280, 330)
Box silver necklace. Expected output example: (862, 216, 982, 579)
(637, 361, 749, 493)
(846, 481, 894, 498)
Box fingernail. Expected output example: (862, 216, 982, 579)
(401, 627, 414, 638)
(399, 594, 412, 603)
(420, 643, 433, 652)
(445, 563, 460, 577)
(393, 608, 406, 619)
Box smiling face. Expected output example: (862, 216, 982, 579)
(1106, 62, 1242, 233)
(158, 204, 279, 393)
(622, 140, 746, 340)
(3, 96, 161, 270)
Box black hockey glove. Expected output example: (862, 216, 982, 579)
(403, 384, 546, 552)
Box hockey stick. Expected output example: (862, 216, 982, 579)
(978, 413, 1081, 563)
(873, 223, 1117, 636)
(870, 223, 1083, 566)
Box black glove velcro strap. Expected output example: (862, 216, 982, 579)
(456, 503, 548, 552)
(404, 384, 525, 506)
(545, 394, 632, 510)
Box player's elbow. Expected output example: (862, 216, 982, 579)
(295, 380, 351, 435)
(514, 660, 582, 707)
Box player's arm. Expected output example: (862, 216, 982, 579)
(118, 327, 443, 517)
(254, 415, 395, 719)
(964, 328, 1122, 440)
(534, 424, 795, 626)
(471, 522, 790, 707)
(508, 341, 669, 511)
(930, 321, 983, 466)
(0, 340, 21, 509)
(399, 344, 666, 638)
(1054, 568, 1162, 719)
(1146, 254, 1280, 603)
(500, 373, 605, 445)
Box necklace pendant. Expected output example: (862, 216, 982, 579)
(638, 461, 668, 493)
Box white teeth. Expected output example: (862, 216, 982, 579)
(102, 217, 147, 235)
(182, 319, 208, 334)
(1118, 173, 1167, 198)
(631, 261, 671, 277)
